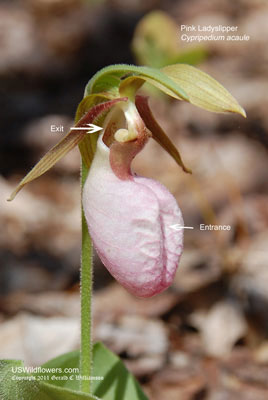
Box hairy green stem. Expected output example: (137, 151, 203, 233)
(80, 161, 93, 393)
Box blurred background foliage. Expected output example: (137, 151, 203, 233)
(132, 10, 207, 67)
(0, 1, 268, 399)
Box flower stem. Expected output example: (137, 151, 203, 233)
(80, 161, 93, 394)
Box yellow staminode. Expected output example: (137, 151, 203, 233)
(115, 128, 137, 143)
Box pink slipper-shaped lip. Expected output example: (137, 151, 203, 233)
(83, 127, 183, 297)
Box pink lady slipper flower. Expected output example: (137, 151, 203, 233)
(82, 98, 184, 297)
(8, 64, 245, 298)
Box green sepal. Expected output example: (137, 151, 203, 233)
(74, 93, 115, 123)
(85, 64, 189, 101)
(7, 95, 127, 201)
(75, 95, 127, 169)
(135, 95, 191, 173)
(162, 63, 246, 116)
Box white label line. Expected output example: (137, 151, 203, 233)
(169, 224, 194, 231)
(70, 123, 103, 134)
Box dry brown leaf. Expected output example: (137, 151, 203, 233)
(190, 301, 247, 357)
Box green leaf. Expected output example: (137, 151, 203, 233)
(37, 350, 81, 391)
(38, 343, 148, 400)
(162, 63, 246, 116)
(39, 382, 99, 400)
(0, 360, 37, 400)
(0, 343, 148, 400)
(0, 359, 98, 400)
(92, 343, 148, 400)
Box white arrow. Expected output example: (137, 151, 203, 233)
(169, 224, 194, 231)
(70, 123, 103, 134)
